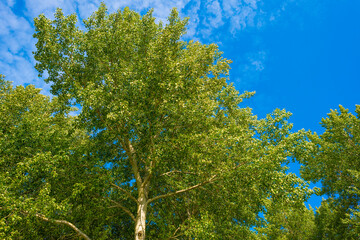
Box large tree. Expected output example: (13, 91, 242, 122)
(11, 4, 316, 239)
(298, 105, 360, 239)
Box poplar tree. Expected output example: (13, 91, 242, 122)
(299, 105, 360, 239)
(28, 4, 313, 239)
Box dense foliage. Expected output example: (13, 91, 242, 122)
(298, 105, 360, 239)
(0, 4, 358, 240)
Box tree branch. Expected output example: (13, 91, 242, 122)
(108, 199, 136, 222)
(96, 109, 114, 131)
(147, 158, 247, 205)
(110, 182, 138, 203)
(147, 175, 217, 204)
(125, 139, 143, 188)
(142, 158, 155, 189)
(35, 213, 91, 240)
(160, 170, 198, 177)
(61, 65, 77, 84)
(143, 168, 152, 189)
(142, 125, 162, 188)
(166, 225, 184, 240)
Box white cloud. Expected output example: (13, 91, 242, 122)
(77, 0, 99, 20)
(24, 0, 77, 19)
(193, 0, 316, 39)
(223, 0, 259, 32)
(0, 2, 36, 88)
(249, 51, 266, 72)
(189, 0, 261, 39)
(244, 0, 258, 9)
(229, 5, 257, 33)
(0, 54, 38, 86)
(104, 0, 191, 22)
(235, 50, 267, 89)
(0, 2, 32, 39)
(5, 0, 15, 7)
(182, 2, 201, 39)
(205, 0, 223, 28)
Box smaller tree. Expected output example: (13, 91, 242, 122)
(0, 76, 110, 239)
(299, 105, 360, 239)
(256, 178, 315, 240)
(253, 109, 315, 240)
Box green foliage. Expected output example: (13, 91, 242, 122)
(0, 4, 324, 240)
(299, 105, 360, 239)
(253, 109, 316, 240)
(0, 78, 115, 239)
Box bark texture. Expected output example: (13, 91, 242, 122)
(135, 184, 149, 240)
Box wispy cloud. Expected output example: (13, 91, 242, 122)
(188, 0, 319, 39)
(24, 0, 76, 19)
(249, 50, 266, 72)
(80, 0, 193, 23)
(0, 2, 32, 54)
(235, 50, 267, 90)
(0, 1, 39, 88)
(182, 1, 201, 40)
(223, 0, 259, 33)
(205, 0, 224, 28)
(5, 0, 15, 7)
(190, 0, 261, 39)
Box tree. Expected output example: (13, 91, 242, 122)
(0, 75, 94, 239)
(10, 4, 314, 239)
(256, 181, 315, 240)
(0, 75, 135, 239)
(298, 105, 360, 239)
(253, 109, 315, 240)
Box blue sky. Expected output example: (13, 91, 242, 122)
(1, 0, 359, 209)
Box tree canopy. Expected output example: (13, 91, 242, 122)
(0, 4, 358, 240)
(298, 105, 360, 239)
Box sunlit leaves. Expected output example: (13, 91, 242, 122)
(299, 105, 360, 239)
(1, 4, 322, 239)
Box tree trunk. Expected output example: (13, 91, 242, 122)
(135, 185, 149, 240)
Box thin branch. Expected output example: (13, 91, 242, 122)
(147, 175, 217, 204)
(35, 213, 91, 240)
(148, 160, 246, 205)
(166, 226, 183, 240)
(172, 226, 181, 236)
(125, 139, 143, 188)
(61, 65, 77, 83)
(142, 124, 161, 188)
(96, 109, 114, 131)
(107, 198, 136, 222)
(142, 169, 152, 189)
(110, 182, 138, 203)
(168, 233, 184, 240)
(160, 170, 198, 177)
(143, 158, 155, 188)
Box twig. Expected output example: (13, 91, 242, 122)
(147, 175, 217, 204)
(160, 170, 198, 177)
(110, 182, 138, 203)
(107, 198, 136, 222)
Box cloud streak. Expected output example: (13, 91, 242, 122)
(0, 1, 41, 89)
